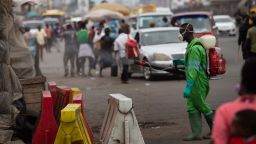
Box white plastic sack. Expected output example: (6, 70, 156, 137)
(199, 35, 217, 49)
(0, 1, 24, 142)
(78, 43, 95, 59)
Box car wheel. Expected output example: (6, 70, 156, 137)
(143, 66, 153, 80)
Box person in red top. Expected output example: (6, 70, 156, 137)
(212, 58, 256, 144)
(229, 109, 256, 144)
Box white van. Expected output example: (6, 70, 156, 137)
(128, 8, 173, 30)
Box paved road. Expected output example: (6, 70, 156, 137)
(41, 36, 243, 144)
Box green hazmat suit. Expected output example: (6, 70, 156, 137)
(184, 38, 212, 114)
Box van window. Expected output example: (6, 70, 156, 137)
(142, 30, 180, 46)
(175, 15, 211, 33)
(139, 16, 169, 29)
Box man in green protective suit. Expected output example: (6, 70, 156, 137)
(178, 23, 214, 141)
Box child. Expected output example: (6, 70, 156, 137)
(230, 109, 256, 144)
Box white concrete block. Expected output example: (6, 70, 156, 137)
(100, 94, 145, 144)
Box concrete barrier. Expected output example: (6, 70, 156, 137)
(100, 94, 145, 144)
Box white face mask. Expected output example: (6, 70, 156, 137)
(178, 33, 185, 41)
(178, 24, 192, 41)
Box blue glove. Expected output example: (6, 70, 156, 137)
(183, 79, 194, 98)
(183, 87, 191, 98)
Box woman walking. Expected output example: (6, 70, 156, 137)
(99, 28, 114, 77)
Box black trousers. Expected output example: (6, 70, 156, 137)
(247, 52, 256, 59)
(64, 52, 75, 76)
(35, 44, 42, 76)
(121, 64, 129, 82)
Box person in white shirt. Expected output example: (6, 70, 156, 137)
(114, 25, 130, 83)
(93, 27, 105, 68)
(36, 26, 46, 61)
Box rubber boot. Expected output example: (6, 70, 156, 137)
(183, 112, 202, 141)
(203, 112, 214, 139)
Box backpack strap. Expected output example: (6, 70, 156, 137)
(192, 42, 210, 78)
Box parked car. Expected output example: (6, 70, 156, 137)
(128, 8, 173, 30)
(130, 27, 187, 80)
(171, 11, 218, 38)
(213, 15, 237, 36)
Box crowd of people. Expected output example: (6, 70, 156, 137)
(22, 19, 132, 83)
(22, 23, 63, 76)
(238, 15, 256, 60)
